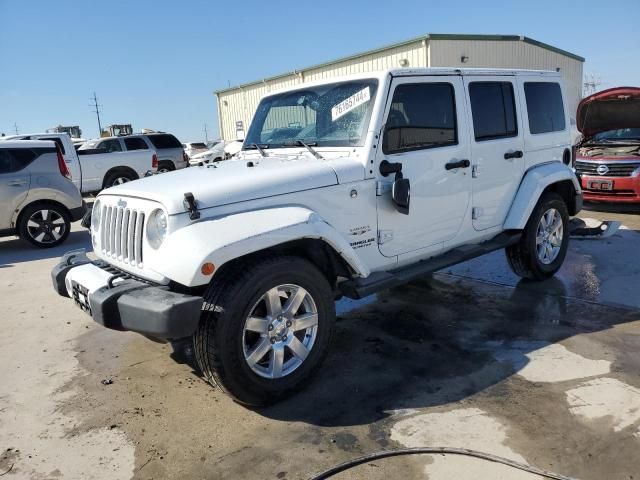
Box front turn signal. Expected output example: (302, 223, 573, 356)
(201, 262, 215, 276)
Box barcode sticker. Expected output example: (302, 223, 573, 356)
(331, 87, 371, 121)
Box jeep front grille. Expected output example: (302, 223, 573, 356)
(100, 205, 145, 267)
(575, 160, 640, 177)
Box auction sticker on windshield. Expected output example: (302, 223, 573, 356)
(331, 87, 371, 121)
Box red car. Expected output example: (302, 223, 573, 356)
(574, 87, 640, 203)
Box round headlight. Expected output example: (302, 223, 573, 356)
(91, 200, 101, 231)
(147, 209, 168, 249)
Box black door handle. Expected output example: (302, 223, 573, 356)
(445, 159, 470, 170)
(504, 150, 524, 160)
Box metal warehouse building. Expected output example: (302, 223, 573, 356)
(215, 33, 584, 141)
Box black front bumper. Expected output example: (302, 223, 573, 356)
(52, 250, 203, 339)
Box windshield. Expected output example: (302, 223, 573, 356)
(592, 128, 640, 142)
(243, 79, 378, 149)
(190, 143, 207, 149)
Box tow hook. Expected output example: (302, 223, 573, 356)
(183, 192, 200, 220)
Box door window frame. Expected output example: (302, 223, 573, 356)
(382, 81, 459, 155)
(468, 81, 519, 142)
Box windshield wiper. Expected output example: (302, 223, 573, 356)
(246, 143, 268, 157)
(283, 140, 323, 160)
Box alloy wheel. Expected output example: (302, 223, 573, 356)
(536, 208, 563, 265)
(111, 176, 130, 186)
(242, 284, 319, 379)
(26, 209, 66, 245)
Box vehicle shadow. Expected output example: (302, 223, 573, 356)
(254, 274, 637, 428)
(0, 230, 92, 267)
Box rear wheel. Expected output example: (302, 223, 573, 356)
(506, 192, 569, 280)
(193, 256, 335, 406)
(104, 171, 136, 188)
(157, 161, 175, 173)
(18, 203, 70, 248)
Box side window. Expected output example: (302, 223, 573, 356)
(383, 83, 457, 154)
(469, 82, 518, 141)
(0, 148, 38, 174)
(524, 82, 566, 134)
(99, 139, 123, 153)
(0, 150, 14, 174)
(148, 134, 182, 149)
(124, 137, 148, 150)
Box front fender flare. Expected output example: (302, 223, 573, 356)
(503, 162, 581, 230)
(152, 206, 370, 287)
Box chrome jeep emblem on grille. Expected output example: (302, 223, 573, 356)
(117, 199, 127, 208)
(597, 164, 609, 175)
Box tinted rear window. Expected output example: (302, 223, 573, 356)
(147, 134, 182, 149)
(469, 82, 518, 141)
(190, 142, 207, 149)
(124, 137, 148, 150)
(524, 82, 566, 134)
(0, 148, 47, 173)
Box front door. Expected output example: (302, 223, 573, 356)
(376, 75, 472, 257)
(463, 76, 525, 230)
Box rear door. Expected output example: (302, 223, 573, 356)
(375, 75, 472, 257)
(463, 76, 525, 230)
(0, 148, 32, 229)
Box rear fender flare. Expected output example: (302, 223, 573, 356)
(503, 162, 581, 230)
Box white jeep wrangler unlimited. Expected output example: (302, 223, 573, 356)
(53, 68, 582, 405)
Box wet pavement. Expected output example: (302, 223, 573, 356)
(0, 203, 639, 479)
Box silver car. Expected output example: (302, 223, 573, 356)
(0, 140, 86, 248)
(125, 133, 187, 172)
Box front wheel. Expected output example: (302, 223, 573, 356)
(193, 256, 335, 406)
(506, 192, 569, 280)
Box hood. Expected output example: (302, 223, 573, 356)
(100, 155, 361, 214)
(577, 87, 640, 137)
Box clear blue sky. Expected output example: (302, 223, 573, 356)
(1, 0, 638, 141)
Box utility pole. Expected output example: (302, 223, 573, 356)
(583, 73, 602, 97)
(203, 123, 209, 143)
(13, 123, 19, 135)
(89, 92, 103, 136)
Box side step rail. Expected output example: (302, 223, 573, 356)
(339, 231, 521, 299)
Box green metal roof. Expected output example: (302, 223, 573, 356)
(215, 33, 584, 95)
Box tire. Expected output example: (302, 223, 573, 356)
(157, 161, 175, 173)
(506, 192, 569, 280)
(18, 203, 71, 248)
(104, 171, 136, 188)
(193, 256, 336, 406)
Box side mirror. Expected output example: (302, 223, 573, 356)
(392, 176, 410, 215)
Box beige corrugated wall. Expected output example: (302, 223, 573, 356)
(216, 38, 583, 140)
(216, 40, 427, 140)
(429, 40, 584, 117)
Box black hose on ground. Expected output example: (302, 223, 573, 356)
(308, 447, 580, 480)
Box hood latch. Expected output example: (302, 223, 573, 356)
(183, 192, 200, 220)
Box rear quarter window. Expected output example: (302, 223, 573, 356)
(147, 134, 182, 149)
(0, 148, 47, 173)
(524, 82, 566, 134)
(124, 137, 149, 150)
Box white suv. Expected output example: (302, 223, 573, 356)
(52, 68, 581, 405)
